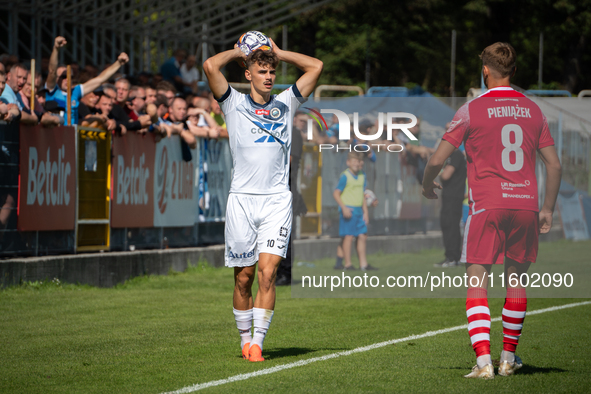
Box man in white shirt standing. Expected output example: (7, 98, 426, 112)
(180, 55, 200, 94)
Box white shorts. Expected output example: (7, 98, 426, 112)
(225, 191, 292, 267)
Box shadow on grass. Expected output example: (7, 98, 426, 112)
(517, 365, 566, 375)
(444, 364, 566, 375)
(262, 347, 349, 360)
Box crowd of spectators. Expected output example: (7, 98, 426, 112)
(0, 36, 226, 150)
(0, 35, 232, 243)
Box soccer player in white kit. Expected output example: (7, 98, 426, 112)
(203, 37, 322, 362)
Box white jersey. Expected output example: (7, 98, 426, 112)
(218, 84, 304, 194)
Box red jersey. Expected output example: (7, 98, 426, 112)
(442, 87, 554, 213)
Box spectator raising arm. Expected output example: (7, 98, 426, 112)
(81, 53, 129, 94)
(46, 36, 67, 91)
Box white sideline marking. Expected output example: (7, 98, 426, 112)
(162, 301, 591, 393)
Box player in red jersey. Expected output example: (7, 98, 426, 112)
(422, 42, 562, 379)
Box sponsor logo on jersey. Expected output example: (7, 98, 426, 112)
(448, 119, 462, 131)
(228, 248, 256, 259)
(279, 227, 289, 237)
(255, 109, 270, 116)
(255, 135, 279, 143)
(502, 193, 534, 199)
(270, 107, 281, 119)
(501, 181, 528, 191)
(277, 244, 286, 249)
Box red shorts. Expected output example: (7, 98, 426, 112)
(461, 209, 539, 265)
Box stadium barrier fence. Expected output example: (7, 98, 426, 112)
(0, 122, 236, 257)
(2, 94, 588, 256)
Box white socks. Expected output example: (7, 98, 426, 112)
(500, 350, 515, 364)
(476, 354, 492, 369)
(233, 308, 253, 348)
(251, 307, 274, 351)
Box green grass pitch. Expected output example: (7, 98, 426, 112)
(0, 239, 590, 393)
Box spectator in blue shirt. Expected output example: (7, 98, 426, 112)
(45, 36, 130, 125)
(0, 63, 39, 124)
(160, 49, 188, 92)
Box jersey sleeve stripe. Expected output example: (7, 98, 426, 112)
(215, 85, 232, 103)
(442, 133, 462, 148)
(292, 83, 302, 98)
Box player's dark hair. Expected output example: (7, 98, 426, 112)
(246, 49, 279, 69)
(480, 42, 516, 78)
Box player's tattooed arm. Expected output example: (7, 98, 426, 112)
(203, 47, 245, 100)
(268, 38, 323, 97)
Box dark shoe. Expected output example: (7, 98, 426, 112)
(334, 263, 344, 270)
(361, 264, 378, 271)
(343, 265, 357, 271)
(275, 275, 291, 286)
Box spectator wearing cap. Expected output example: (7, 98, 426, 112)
(78, 86, 103, 124)
(17, 72, 62, 127)
(160, 49, 186, 92)
(35, 88, 48, 107)
(46, 36, 130, 125)
(43, 101, 66, 125)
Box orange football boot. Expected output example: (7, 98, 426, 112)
(248, 344, 265, 362)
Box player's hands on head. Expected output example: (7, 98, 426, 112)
(54, 36, 67, 49)
(234, 43, 247, 60)
(268, 37, 280, 53)
(538, 209, 553, 233)
(422, 181, 442, 199)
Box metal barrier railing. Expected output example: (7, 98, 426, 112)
(314, 85, 365, 98)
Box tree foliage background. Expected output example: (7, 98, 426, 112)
(261, 0, 591, 95)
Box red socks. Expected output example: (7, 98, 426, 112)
(466, 288, 491, 357)
(502, 288, 527, 352)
